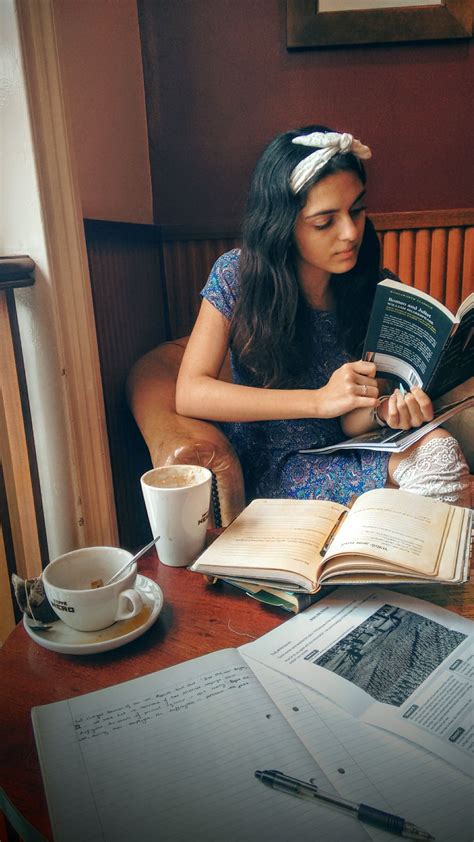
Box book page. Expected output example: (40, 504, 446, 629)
(31, 648, 369, 842)
(241, 587, 474, 775)
(324, 489, 452, 576)
(318, 496, 470, 587)
(191, 498, 345, 590)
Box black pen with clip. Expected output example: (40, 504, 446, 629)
(255, 770, 435, 840)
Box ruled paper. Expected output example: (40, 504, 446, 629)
(32, 648, 369, 842)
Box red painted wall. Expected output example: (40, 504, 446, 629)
(54, 0, 152, 224)
(142, 0, 473, 228)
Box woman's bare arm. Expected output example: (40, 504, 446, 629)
(176, 300, 379, 422)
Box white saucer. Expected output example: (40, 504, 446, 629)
(22, 575, 163, 655)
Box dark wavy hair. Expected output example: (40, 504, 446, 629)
(229, 125, 381, 388)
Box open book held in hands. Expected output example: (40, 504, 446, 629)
(362, 278, 473, 400)
(190, 490, 472, 594)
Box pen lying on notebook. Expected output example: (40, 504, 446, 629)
(255, 770, 434, 840)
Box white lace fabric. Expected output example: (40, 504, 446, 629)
(393, 436, 471, 508)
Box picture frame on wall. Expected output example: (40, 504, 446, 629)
(287, 0, 474, 49)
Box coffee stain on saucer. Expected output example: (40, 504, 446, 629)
(93, 604, 152, 641)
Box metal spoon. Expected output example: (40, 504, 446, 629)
(98, 536, 160, 587)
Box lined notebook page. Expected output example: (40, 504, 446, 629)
(32, 648, 369, 842)
(246, 658, 473, 842)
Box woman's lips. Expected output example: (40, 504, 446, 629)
(336, 246, 357, 258)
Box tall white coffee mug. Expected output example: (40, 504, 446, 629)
(42, 546, 143, 631)
(141, 465, 212, 567)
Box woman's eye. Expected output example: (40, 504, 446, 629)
(315, 219, 332, 231)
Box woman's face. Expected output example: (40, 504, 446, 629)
(293, 170, 366, 282)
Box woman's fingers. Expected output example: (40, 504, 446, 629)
(348, 363, 378, 398)
(358, 382, 378, 398)
(352, 360, 377, 378)
(385, 392, 402, 428)
(410, 387, 434, 422)
(386, 388, 432, 429)
(403, 392, 425, 427)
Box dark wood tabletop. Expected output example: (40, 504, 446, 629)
(1, 548, 473, 841)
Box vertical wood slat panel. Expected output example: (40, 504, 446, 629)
(389, 226, 471, 309)
(398, 230, 416, 287)
(85, 221, 171, 548)
(163, 238, 239, 337)
(445, 229, 464, 314)
(381, 231, 399, 276)
(413, 230, 432, 294)
(429, 229, 448, 303)
(462, 228, 474, 300)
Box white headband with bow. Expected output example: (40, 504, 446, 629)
(290, 131, 372, 194)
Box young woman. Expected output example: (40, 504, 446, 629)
(176, 126, 470, 507)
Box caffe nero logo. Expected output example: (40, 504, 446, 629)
(51, 599, 75, 614)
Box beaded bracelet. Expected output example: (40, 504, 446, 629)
(372, 395, 390, 428)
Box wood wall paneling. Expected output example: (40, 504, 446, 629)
(162, 237, 240, 337)
(84, 220, 171, 548)
(87, 210, 473, 548)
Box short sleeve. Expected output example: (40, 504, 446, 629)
(201, 248, 241, 321)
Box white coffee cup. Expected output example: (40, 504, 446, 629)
(42, 546, 143, 632)
(141, 465, 212, 567)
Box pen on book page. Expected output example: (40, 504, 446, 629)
(319, 496, 356, 557)
(255, 770, 435, 841)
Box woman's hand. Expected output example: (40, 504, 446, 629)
(378, 386, 434, 430)
(317, 361, 379, 418)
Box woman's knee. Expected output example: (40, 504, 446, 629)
(388, 431, 470, 506)
(388, 428, 451, 481)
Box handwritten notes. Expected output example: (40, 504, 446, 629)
(74, 664, 251, 742)
(33, 648, 367, 842)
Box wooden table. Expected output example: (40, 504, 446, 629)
(1, 551, 472, 841)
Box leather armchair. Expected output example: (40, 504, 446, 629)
(126, 338, 245, 527)
(127, 341, 473, 524)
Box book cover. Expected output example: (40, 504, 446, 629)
(362, 278, 473, 399)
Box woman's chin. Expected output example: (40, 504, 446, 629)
(332, 251, 358, 272)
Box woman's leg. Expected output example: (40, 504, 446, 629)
(388, 428, 471, 507)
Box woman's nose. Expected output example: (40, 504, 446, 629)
(337, 214, 358, 241)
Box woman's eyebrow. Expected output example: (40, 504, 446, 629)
(304, 188, 367, 220)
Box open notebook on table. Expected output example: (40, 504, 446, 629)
(31, 588, 473, 841)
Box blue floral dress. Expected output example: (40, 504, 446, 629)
(202, 249, 390, 506)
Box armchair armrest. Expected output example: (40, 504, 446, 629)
(126, 339, 245, 527)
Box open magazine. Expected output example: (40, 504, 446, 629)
(241, 587, 474, 776)
(299, 394, 473, 454)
